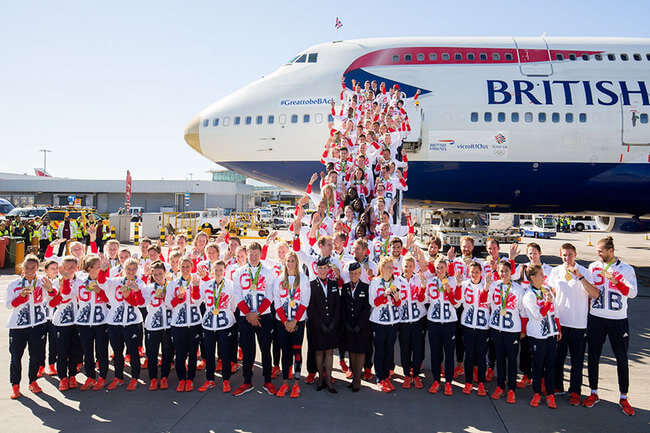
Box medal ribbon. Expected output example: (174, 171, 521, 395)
(500, 281, 512, 311)
(213, 279, 224, 308)
(155, 281, 168, 298)
(248, 265, 262, 288)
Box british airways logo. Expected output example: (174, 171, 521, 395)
(487, 80, 649, 106)
(280, 97, 333, 106)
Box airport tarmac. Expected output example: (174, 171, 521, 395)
(0, 230, 648, 433)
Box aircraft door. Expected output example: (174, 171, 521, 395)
(621, 95, 650, 146)
(513, 37, 553, 77)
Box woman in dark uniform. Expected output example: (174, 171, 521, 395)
(307, 258, 340, 393)
(340, 262, 371, 392)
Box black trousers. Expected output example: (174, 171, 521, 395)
(491, 329, 520, 390)
(170, 325, 201, 381)
(555, 326, 586, 394)
(9, 323, 47, 385)
(272, 316, 281, 367)
(202, 327, 234, 382)
(46, 321, 57, 366)
(238, 314, 273, 384)
(428, 321, 456, 383)
(78, 324, 109, 380)
(39, 240, 49, 259)
(108, 323, 143, 380)
(529, 336, 557, 395)
(306, 321, 317, 374)
(371, 322, 398, 381)
(462, 326, 488, 384)
(54, 325, 82, 379)
(587, 315, 629, 394)
(455, 306, 464, 363)
(278, 321, 306, 380)
(398, 317, 426, 376)
(519, 336, 532, 376)
(145, 328, 173, 380)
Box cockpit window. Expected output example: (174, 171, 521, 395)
(295, 54, 307, 63)
(285, 55, 299, 65)
(308, 53, 318, 63)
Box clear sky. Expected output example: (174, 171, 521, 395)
(1, 0, 648, 181)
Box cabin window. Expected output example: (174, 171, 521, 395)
(497, 112, 506, 122)
(256, 116, 263, 125)
(303, 114, 310, 123)
(470, 112, 479, 122)
(484, 112, 492, 122)
(511, 112, 519, 122)
(538, 112, 546, 122)
(595, 54, 603, 61)
(429, 53, 437, 61)
(569, 53, 577, 60)
(295, 54, 306, 63)
(505, 53, 513, 61)
(442, 53, 450, 60)
(525, 112, 533, 123)
(468, 53, 475, 61)
(607, 53, 616, 61)
(267, 115, 274, 124)
(454, 53, 462, 61)
(213, 118, 219, 127)
(202, 119, 209, 127)
(279, 114, 286, 124)
(620, 53, 629, 61)
(479, 53, 487, 60)
(245, 116, 252, 125)
(579, 113, 587, 123)
(552, 113, 560, 123)
(392, 55, 399, 62)
(493, 53, 500, 61)
(315, 113, 323, 123)
(417, 53, 424, 61)
(633, 53, 642, 61)
(565, 113, 574, 123)
(640, 113, 649, 124)
(582, 54, 590, 60)
(556, 54, 564, 60)
(223, 117, 230, 126)
(404, 54, 412, 61)
(234, 117, 241, 125)
(291, 114, 298, 124)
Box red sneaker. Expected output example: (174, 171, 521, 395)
(462, 382, 473, 395)
(127, 378, 138, 391)
(68, 376, 78, 389)
(92, 377, 107, 391)
(37, 366, 45, 378)
(198, 380, 215, 392)
(363, 368, 373, 381)
(196, 359, 206, 371)
(290, 384, 300, 398)
(380, 379, 392, 393)
(238, 348, 243, 361)
(305, 373, 316, 384)
(444, 382, 453, 396)
(429, 380, 441, 394)
(10, 385, 20, 399)
(569, 392, 581, 406)
(233, 383, 254, 396)
(507, 389, 516, 404)
(107, 378, 124, 390)
(29, 381, 43, 394)
(138, 346, 145, 357)
(231, 362, 240, 373)
(263, 382, 277, 395)
(160, 377, 168, 390)
(530, 393, 541, 407)
(402, 376, 412, 389)
(141, 358, 148, 369)
(125, 354, 130, 363)
(176, 380, 186, 392)
(345, 370, 353, 379)
(339, 360, 349, 373)
(385, 379, 395, 391)
(184, 380, 194, 392)
(491, 386, 505, 400)
(619, 398, 635, 416)
(453, 365, 464, 379)
(582, 393, 600, 408)
(81, 378, 96, 391)
(149, 379, 158, 391)
(516, 374, 531, 389)
(485, 367, 494, 383)
(271, 366, 281, 379)
(59, 378, 69, 391)
(477, 382, 487, 396)
(389, 369, 394, 378)
(46, 364, 57, 376)
(222, 380, 231, 393)
(546, 394, 557, 409)
(216, 359, 223, 372)
(276, 384, 290, 397)
(413, 376, 423, 389)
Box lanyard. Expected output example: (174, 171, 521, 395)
(603, 258, 617, 272)
(380, 238, 390, 255)
(21, 277, 36, 293)
(248, 264, 261, 288)
(213, 279, 224, 307)
(500, 281, 512, 310)
(155, 281, 168, 298)
(531, 286, 544, 301)
(286, 276, 298, 301)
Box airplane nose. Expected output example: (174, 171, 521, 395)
(184, 114, 201, 154)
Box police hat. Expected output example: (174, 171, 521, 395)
(316, 257, 330, 267)
(348, 261, 361, 272)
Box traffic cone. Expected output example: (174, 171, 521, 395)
(645, 233, 649, 241)
(587, 235, 592, 246)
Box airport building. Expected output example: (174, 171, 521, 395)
(0, 172, 255, 214)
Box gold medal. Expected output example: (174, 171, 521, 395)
(88, 281, 97, 291)
(500, 308, 507, 316)
(250, 283, 257, 291)
(212, 307, 220, 316)
(155, 288, 163, 298)
(565, 273, 573, 281)
(441, 278, 449, 285)
(290, 300, 297, 309)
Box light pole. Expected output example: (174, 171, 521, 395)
(38, 149, 52, 173)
